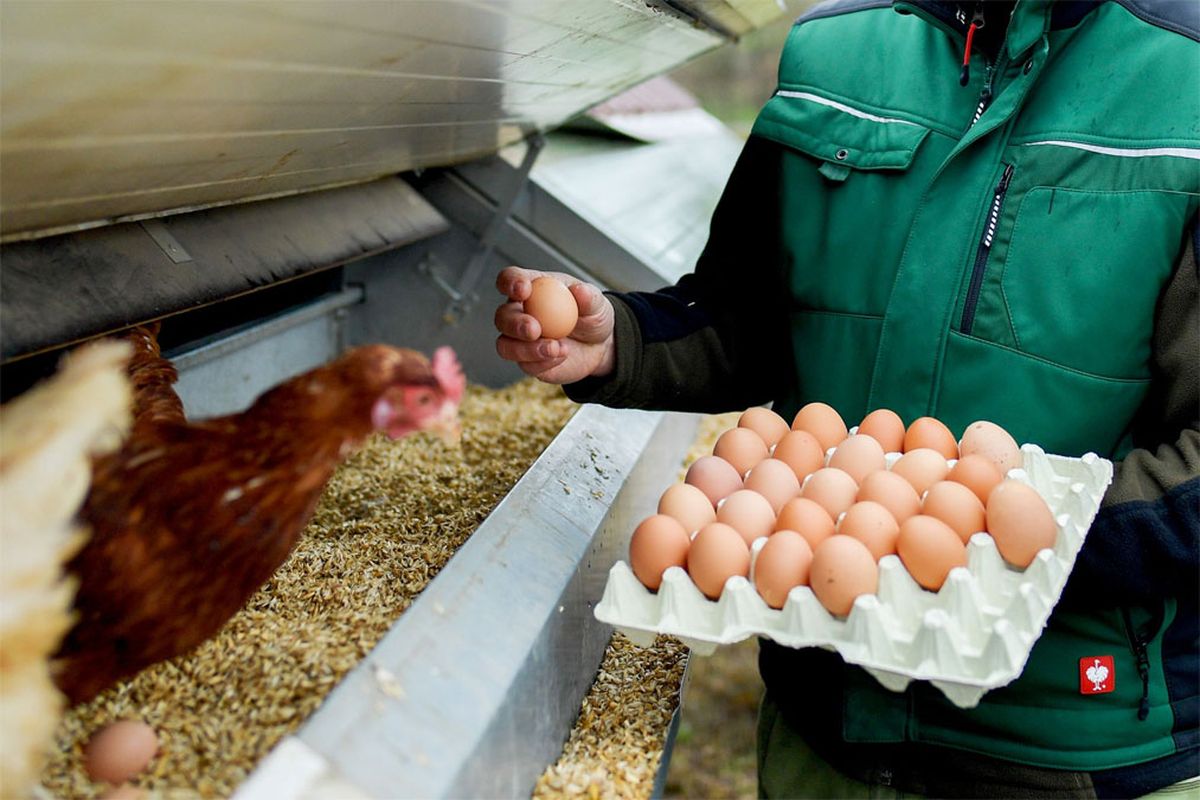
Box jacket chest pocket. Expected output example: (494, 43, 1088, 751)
(967, 184, 1191, 379)
(751, 90, 935, 315)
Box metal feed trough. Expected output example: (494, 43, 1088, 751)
(0, 1, 779, 796)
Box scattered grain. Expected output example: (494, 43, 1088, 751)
(41, 380, 575, 799)
(532, 413, 737, 800)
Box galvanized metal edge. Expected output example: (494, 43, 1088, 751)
(235, 404, 702, 799)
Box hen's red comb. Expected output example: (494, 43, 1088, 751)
(432, 346, 466, 404)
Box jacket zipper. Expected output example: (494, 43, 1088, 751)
(1121, 608, 1152, 721)
(970, 62, 996, 127)
(960, 163, 1014, 334)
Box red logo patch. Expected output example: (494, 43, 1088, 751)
(1080, 655, 1115, 694)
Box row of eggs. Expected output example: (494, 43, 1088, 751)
(629, 404, 1057, 617)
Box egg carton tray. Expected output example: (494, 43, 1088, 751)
(594, 445, 1113, 708)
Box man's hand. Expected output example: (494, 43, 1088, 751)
(494, 267, 616, 385)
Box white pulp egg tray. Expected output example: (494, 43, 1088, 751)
(594, 444, 1113, 708)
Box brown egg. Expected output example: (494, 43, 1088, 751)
(856, 470, 921, 524)
(738, 406, 791, 447)
(772, 429, 825, 483)
(791, 402, 848, 451)
(810, 535, 879, 616)
(890, 448, 950, 496)
(896, 515, 968, 591)
(85, 720, 159, 785)
(629, 514, 691, 590)
(717, 490, 776, 546)
(959, 420, 1023, 475)
(828, 434, 887, 484)
(684, 455, 743, 506)
(524, 277, 579, 340)
(838, 501, 900, 560)
(754, 530, 813, 609)
(775, 497, 836, 551)
(799, 467, 859, 520)
(946, 454, 1004, 505)
(658, 482, 717, 534)
(986, 480, 1058, 568)
(922, 480, 987, 543)
(857, 408, 906, 453)
(713, 427, 769, 477)
(687, 522, 751, 599)
(903, 417, 959, 459)
(743, 458, 801, 513)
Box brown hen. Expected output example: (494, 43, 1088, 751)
(53, 325, 465, 704)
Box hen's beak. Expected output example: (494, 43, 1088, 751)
(427, 402, 462, 446)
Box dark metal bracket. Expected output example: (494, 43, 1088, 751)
(420, 134, 545, 323)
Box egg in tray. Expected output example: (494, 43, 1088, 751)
(597, 404, 1113, 709)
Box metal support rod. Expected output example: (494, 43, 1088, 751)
(442, 134, 545, 321)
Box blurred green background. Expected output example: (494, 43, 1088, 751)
(670, 0, 818, 138)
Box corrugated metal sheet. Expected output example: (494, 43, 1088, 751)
(0, 0, 783, 241)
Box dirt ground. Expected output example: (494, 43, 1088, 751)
(663, 639, 762, 799)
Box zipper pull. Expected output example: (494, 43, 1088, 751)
(960, 5, 986, 87)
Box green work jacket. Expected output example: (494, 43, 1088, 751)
(567, 0, 1199, 789)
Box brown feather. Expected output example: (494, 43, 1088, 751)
(53, 329, 460, 704)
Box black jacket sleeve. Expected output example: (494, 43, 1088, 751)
(1063, 221, 1200, 607)
(564, 137, 795, 413)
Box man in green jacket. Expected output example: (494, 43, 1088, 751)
(494, 0, 1198, 795)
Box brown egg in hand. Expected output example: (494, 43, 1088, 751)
(629, 514, 691, 591)
(810, 535, 879, 616)
(687, 522, 751, 599)
(524, 277, 579, 339)
(754, 530, 813, 609)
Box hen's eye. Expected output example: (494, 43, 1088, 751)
(418, 393, 433, 406)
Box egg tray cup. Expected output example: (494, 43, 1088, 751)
(594, 445, 1113, 709)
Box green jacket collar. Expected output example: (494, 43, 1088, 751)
(893, 0, 1054, 59)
